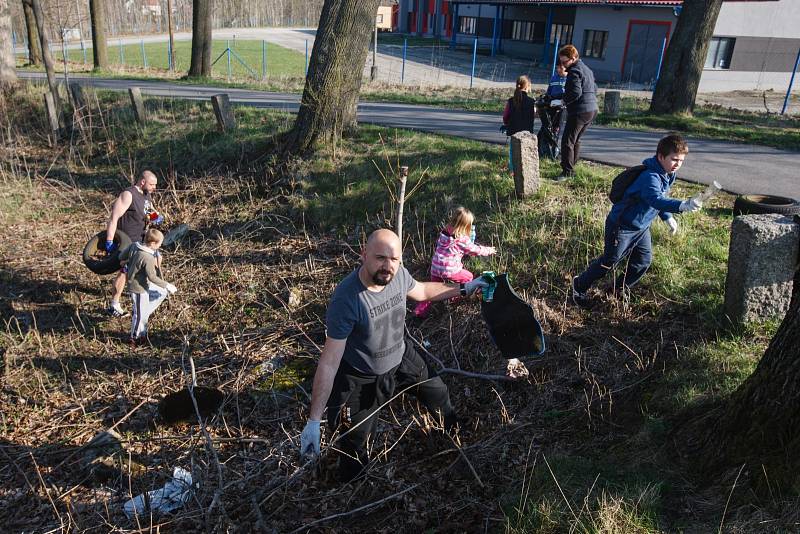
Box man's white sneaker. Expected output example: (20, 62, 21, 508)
(108, 302, 128, 318)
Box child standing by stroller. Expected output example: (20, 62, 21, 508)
(414, 207, 496, 318)
(537, 64, 567, 159)
(118, 228, 177, 345)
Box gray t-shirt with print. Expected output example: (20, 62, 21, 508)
(326, 266, 417, 375)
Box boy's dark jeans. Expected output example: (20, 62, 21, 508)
(561, 110, 597, 175)
(326, 339, 455, 481)
(574, 219, 653, 294)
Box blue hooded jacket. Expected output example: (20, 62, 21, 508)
(607, 156, 683, 231)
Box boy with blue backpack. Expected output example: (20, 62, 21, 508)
(571, 134, 703, 307)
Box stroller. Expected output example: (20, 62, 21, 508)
(535, 95, 565, 159)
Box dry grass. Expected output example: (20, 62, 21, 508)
(0, 84, 793, 533)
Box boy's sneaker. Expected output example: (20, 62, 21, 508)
(108, 301, 128, 318)
(571, 277, 592, 308)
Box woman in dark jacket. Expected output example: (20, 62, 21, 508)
(556, 45, 598, 181)
(502, 75, 536, 173)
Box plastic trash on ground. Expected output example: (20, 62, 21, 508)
(123, 466, 195, 519)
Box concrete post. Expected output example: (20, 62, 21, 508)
(211, 94, 236, 132)
(724, 214, 800, 323)
(604, 91, 621, 118)
(510, 131, 540, 198)
(128, 87, 146, 123)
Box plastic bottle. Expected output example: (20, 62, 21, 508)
(480, 271, 497, 302)
(693, 180, 723, 204)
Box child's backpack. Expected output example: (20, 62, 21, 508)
(608, 165, 647, 203)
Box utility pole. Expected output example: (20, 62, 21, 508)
(370, 18, 378, 81)
(167, 0, 175, 71)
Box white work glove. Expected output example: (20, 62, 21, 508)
(679, 198, 703, 212)
(464, 278, 490, 296)
(665, 217, 679, 236)
(300, 420, 321, 457)
(165, 283, 177, 294)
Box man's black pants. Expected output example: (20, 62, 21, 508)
(326, 338, 455, 480)
(560, 110, 597, 175)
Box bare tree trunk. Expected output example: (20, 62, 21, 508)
(650, 0, 723, 115)
(89, 0, 108, 69)
(22, 0, 41, 65)
(30, 0, 59, 111)
(681, 296, 800, 493)
(188, 0, 212, 77)
(0, 0, 17, 88)
(286, 0, 380, 153)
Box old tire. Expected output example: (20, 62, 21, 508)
(733, 195, 800, 216)
(82, 230, 131, 275)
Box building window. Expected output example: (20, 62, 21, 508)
(376, 14, 384, 24)
(583, 30, 608, 59)
(705, 37, 735, 69)
(459, 16, 476, 35)
(550, 24, 573, 46)
(511, 20, 537, 42)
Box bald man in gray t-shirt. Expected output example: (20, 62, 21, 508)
(300, 229, 489, 481)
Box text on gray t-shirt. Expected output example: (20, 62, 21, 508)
(326, 266, 417, 375)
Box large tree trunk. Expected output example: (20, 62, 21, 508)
(686, 295, 800, 492)
(0, 0, 17, 88)
(89, 0, 108, 69)
(650, 0, 723, 115)
(286, 0, 381, 153)
(30, 0, 59, 111)
(188, 0, 212, 77)
(22, 0, 42, 66)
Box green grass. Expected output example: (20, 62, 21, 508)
(596, 96, 800, 151)
(35, 39, 306, 80)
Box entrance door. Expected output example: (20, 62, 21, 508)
(622, 21, 670, 84)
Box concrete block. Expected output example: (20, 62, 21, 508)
(128, 87, 146, 124)
(211, 94, 236, 132)
(724, 214, 800, 323)
(510, 130, 540, 198)
(604, 90, 621, 118)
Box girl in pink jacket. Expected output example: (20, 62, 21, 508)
(414, 207, 496, 318)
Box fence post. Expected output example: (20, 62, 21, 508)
(470, 37, 477, 89)
(81, 39, 87, 64)
(551, 37, 560, 77)
(167, 40, 173, 71)
(119, 39, 124, 65)
(304, 39, 308, 75)
(401, 38, 407, 83)
(781, 47, 800, 115)
(261, 40, 267, 80)
(141, 40, 148, 68)
(226, 40, 232, 79)
(653, 36, 667, 89)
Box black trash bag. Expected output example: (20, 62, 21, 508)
(158, 386, 224, 424)
(480, 273, 546, 358)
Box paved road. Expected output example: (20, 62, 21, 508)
(18, 72, 799, 199)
